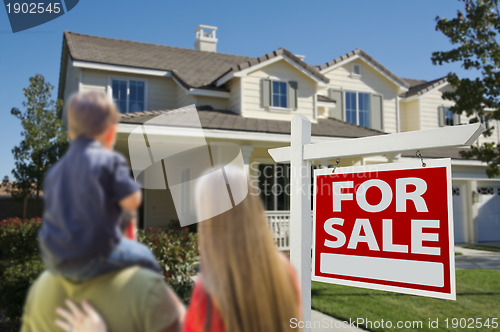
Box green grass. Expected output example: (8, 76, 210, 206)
(311, 270, 500, 332)
(462, 245, 500, 253)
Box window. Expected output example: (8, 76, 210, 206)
(261, 79, 298, 110)
(438, 106, 459, 127)
(111, 79, 145, 113)
(257, 163, 290, 210)
(445, 107, 454, 126)
(352, 64, 362, 77)
(272, 81, 288, 108)
(345, 91, 371, 127)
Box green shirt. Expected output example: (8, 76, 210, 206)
(21, 267, 180, 332)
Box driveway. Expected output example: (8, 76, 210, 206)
(454, 246, 500, 270)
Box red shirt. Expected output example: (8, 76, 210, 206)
(182, 256, 300, 332)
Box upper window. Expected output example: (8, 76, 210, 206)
(445, 107, 455, 126)
(111, 79, 145, 113)
(352, 64, 362, 77)
(345, 91, 371, 127)
(328, 89, 383, 131)
(438, 106, 459, 127)
(262, 79, 298, 110)
(272, 81, 288, 108)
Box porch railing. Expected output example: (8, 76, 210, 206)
(266, 211, 290, 251)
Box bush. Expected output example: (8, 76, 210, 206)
(138, 227, 198, 303)
(0, 219, 199, 324)
(0, 258, 44, 319)
(0, 218, 43, 321)
(0, 217, 41, 260)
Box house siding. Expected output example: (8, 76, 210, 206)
(64, 60, 79, 102)
(80, 69, 107, 93)
(323, 59, 400, 133)
(419, 88, 454, 129)
(228, 78, 241, 114)
(241, 60, 316, 122)
(197, 96, 228, 110)
(176, 84, 196, 108)
(400, 99, 420, 132)
(80, 69, 177, 111)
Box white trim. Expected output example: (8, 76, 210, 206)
(317, 101, 336, 108)
(453, 177, 500, 182)
(268, 107, 292, 114)
(72, 60, 170, 77)
(188, 88, 229, 98)
(313, 92, 318, 120)
(320, 54, 408, 91)
(215, 71, 235, 87)
(215, 54, 328, 87)
(77, 69, 83, 92)
(240, 77, 245, 115)
(396, 95, 400, 133)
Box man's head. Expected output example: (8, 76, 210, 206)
(67, 91, 120, 149)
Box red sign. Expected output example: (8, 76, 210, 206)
(312, 159, 456, 300)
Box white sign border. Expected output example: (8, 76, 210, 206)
(311, 158, 456, 300)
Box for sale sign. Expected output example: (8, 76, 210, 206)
(312, 159, 456, 300)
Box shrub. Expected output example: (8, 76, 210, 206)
(138, 227, 198, 303)
(0, 258, 44, 319)
(0, 218, 41, 260)
(0, 218, 199, 323)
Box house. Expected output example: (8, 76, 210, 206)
(58, 26, 500, 245)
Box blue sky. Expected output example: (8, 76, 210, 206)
(0, 0, 468, 179)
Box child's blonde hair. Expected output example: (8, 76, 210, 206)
(67, 91, 120, 138)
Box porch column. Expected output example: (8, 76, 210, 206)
(241, 145, 253, 175)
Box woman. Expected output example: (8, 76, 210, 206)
(56, 166, 301, 332)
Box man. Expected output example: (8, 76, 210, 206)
(21, 211, 185, 332)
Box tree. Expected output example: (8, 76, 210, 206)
(432, 0, 500, 177)
(10, 74, 68, 219)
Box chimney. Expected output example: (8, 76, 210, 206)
(194, 25, 218, 52)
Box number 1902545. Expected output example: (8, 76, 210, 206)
(5, 2, 61, 14)
(444, 317, 498, 329)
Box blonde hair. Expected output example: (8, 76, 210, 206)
(67, 91, 120, 138)
(197, 167, 300, 332)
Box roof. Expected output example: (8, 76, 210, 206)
(215, 48, 329, 84)
(119, 108, 384, 139)
(60, 31, 328, 99)
(316, 49, 409, 89)
(401, 76, 448, 98)
(62, 31, 253, 89)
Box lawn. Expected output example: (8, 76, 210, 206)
(311, 269, 500, 332)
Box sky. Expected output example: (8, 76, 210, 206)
(0, 0, 470, 179)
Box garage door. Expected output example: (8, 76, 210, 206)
(476, 186, 500, 242)
(452, 185, 467, 243)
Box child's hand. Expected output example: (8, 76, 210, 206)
(55, 299, 107, 332)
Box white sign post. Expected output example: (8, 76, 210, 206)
(269, 115, 484, 332)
